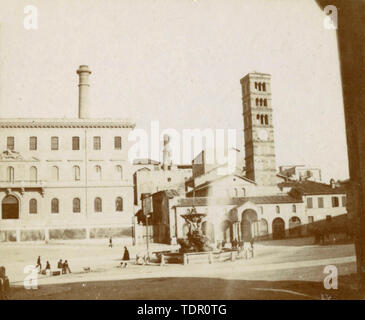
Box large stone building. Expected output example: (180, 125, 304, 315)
(0, 66, 135, 242)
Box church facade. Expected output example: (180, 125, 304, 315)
(144, 72, 348, 245)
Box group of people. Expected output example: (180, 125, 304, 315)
(36, 256, 71, 275)
(219, 238, 255, 259)
(107, 238, 131, 268)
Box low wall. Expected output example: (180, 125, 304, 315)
(159, 249, 245, 265)
(0, 225, 135, 242)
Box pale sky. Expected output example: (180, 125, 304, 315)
(0, 0, 348, 182)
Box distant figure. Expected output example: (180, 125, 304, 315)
(62, 260, 71, 274)
(0, 266, 10, 300)
(232, 239, 238, 250)
(250, 237, 255, 258)
(109, 237, 113, 248)
(45, 261, 51, 270)
(121, 246, 130, 268)
(36, 256, 42, 271)
(57, 259, 63, 270)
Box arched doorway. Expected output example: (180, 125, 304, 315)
(202, 221, 215, 243)
(221, 220, 233, 244)
(289, 216, 301, 237)
(2, 195, 19, 219)
(272, 218, 285, 239)
(241, 209, 258, 241)
(258, 219, 269, 237)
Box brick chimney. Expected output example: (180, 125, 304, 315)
(76, 65, 92, 118)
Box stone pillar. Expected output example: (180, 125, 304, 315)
(237, 222, 242, 242)
(16, 229, 21, 243)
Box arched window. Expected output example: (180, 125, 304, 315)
(52, 166, 59, 181)
(292, 204, 296, 213)
(51, 198, 59, 214)
(260, 114, 264, 125)
(116, 165, 123, 180)
(264, 99, 267, 106)
(255, 82, 257, 89)
(116, 197, 123, 212)
(255, 98, 259, 106)
(258, 83, 262, 91)
(260, 98, 263, 106)
(276, 205, 280, 214)
(262, 83, 266, 91)
(94, 197, 102, 212)
(30, 166, 37, 182)
(73, 198, 80, 213)
(95, 165, 102, 180)
(29, 199, 37, 214)
(73, 166, 80, 181)
(265, 115, 268, 125)
(7, 166, 14, 182)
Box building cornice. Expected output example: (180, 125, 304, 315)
(0, 118, 135, 129)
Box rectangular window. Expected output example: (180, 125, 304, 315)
(72, 137, 80, 150)
(332, 196, 339, 207)
(93, 136, 101, 150)
(29, 136, 37, 150)
(51, 137, 59, 150)
(342, 196, 346, 207)
(307, 197, 313, 209)
(318, 197, 324, 208)
(114, 136, 122, 150)
(7, 137, 14, 150)
(308, 216, 314, 224)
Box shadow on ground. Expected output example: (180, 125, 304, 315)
(9, 274, 363, 300)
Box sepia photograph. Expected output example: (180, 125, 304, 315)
(0, 0, 364, 307)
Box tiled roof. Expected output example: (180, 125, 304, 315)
(175, 195, 302, 207)
(278, 181, 346, 195)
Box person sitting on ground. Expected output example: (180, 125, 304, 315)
(121, 246, 130, 268)
(45, 261, 51, 270)
(63, 260, 71, 274)
(57, 259, 63, 270)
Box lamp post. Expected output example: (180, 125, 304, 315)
(142, 193, 152, 260)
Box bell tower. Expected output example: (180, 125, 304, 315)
(240, 72, 277, 185)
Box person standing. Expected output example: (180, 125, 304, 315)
(36, 256, 42, 272)
(63, 260, 71, 274)
(109, 237, 113, 248)
(250, 237, 255, 258)
(57, 259, 63, 271)
(121, 246, 130, 268)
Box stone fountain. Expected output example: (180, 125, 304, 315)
(177, 207, 213, 253)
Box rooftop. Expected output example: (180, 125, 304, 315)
(174, 195, 302, 207)
(278, 180, 346, 195)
